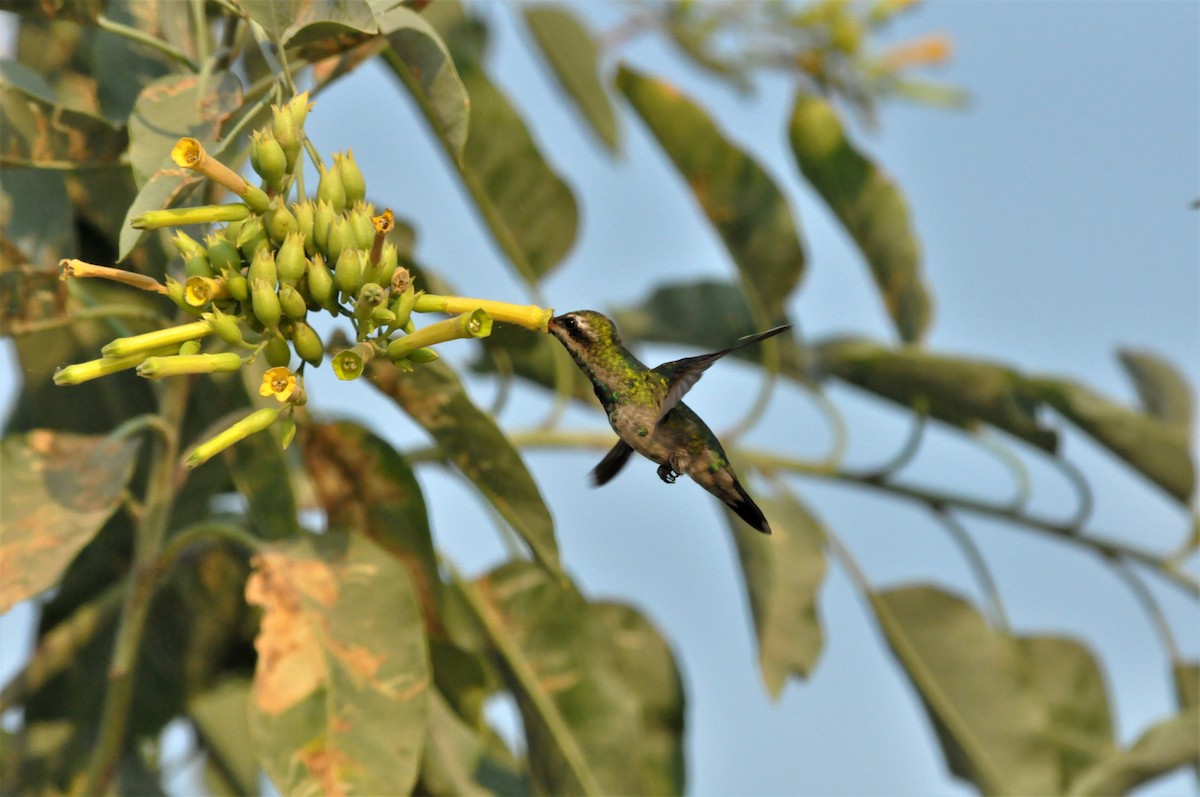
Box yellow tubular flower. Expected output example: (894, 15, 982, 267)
(185, 276, 231, 306)
(101, 320, 214, 358)
(185, 407, 282, 469)
(412, 294, 552, 332)
(171, 138, 270, 212)
(59, 260, 167, 294)
(260, 366, 300, 403)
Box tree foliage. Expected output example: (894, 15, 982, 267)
(0, 1, 1195, 795)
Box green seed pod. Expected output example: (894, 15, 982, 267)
(376, 242, 399, 288)
(276, 232, 307, 285)
(172, 230, 205, 260)
(278, 283, 308, 321)
(357, 282, 386, 310)
(273, 103, 301, 173)
(248, 246, 277, 287)
(316, 161, 347, 214)
(306, 254, 335, 308)
(337, 150, 367, 204)
(250, 129, 288, 191)
(184, 251, 214, 279)
(225, 271, 249, 302)
(237, 218, 268, 262)
(348, 204, 375, 251)
(241, 185, 271, 214)
(205, 235, 241, 273)
(265, 200, 298, 244)
(264, 333, 292, 368)
(407, 347, 440, 363)
(251, 278, 282, 331)
(292, 201, 316, 254)
(334, 248, 363, 299)
(178, 339, 202, 356)
(208, 308, 248, 346)
(287, 92, 312, 131)
(390, 286, 418, 329)
(326, 215, 354, 264)
(313, 199, 334, 253)
(370, 306, 397, 325)
(291, 321, 324, 366)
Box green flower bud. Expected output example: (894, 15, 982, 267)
(306, 254, 335, 308)
(131, 203, 249, 230)
(251, 278, 282, 331)
(172, 230, 206, 260)
(265, 200, 298, 244)
(334, 248, 363, 299)
(317, 161, 346, 214)
(137, 352, 244, 380)
(371, 306, 397, 325)
(357, 282, 386, 310)
(376, 242, 399, 288)
(273, 103, 301, 173)
(225, 272, 249, 301)
(336, 150, 367, 204)
(332, 342, 375, 381)
(313, 199, 334, 253)
(407, 347, 440, 363)
(184, 252, 214, 279)
(178, 339, 202, 356)
(278, 283, 308, 321)
(348, 204, 375, 251)
(251, 129, 288, 191)
(207, 308, 249, 346)
(241, 185, 272, 214)
(205, 235, 241, 273)
(265, 333, 292, 367)
(326, 215, 353, 264)
(237, 218, 268, 262)
(290, 321, 324, 366)
(248, 246, 277, 286)
(292, 201, 316, 254)
(186, 407, 282, 469)
(390, 286, 418, 329)
(276, 232, 307, 285)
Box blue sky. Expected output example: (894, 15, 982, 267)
(2, 2, 1197, 795)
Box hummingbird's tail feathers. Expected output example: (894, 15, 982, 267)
(726, 483, 772, 535)
(591, 440, 635, 486)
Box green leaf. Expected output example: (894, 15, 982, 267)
(385, 10, 470, 158)
(591, 602, 686, 795)
(1067, 711, 1200, 796)
(522, 6, 618, 151)
(190, 679, 260, 797)
(616, 65, 806, 318)
(302, 421, 441, 625)
(225, 428, 300, 541)
(0, 430, 140, 613)
(1117, 347, 1194, 437)
(611, 280, 807, 380)
(471, 562, 684, 795)
(420, 690, 495, 797)
(817, 337, 1058, 452)
(419, 3, 578, 281)
(724, 494, 827, 698)
(1174, 661, 1200, 711)
(367, 359, 560, 575)
(789, 92, 932, 343)
(1019, 636, 1116, 789)
(0, 60, 127, 167)
(871, 585, 1060, 795)
(0, 167, 74, 268)
(248, 532, 430, 797)
(1028, 376, 1194, 503)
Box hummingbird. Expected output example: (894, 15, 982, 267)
(548, 310, 790, 535)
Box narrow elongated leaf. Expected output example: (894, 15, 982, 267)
(247, 532, 430, 797)
(1067, 711, 1200, 796)
(0, 430, 139, 613)
(616, 65, 806, 318)
(420, 690, 494, 797)
(472, 562, 684, 795)
(385, 11, 470, 158)
(1019, 636, 1115, 789)
(871, 585, 1060, 795)
(225, 430, 300, 541)
(0, 60, 127, 167)
(367, 359, 560, 575)
(789, 93, 932, 343)
(1117, 347, 1193, 436)
(725, 495, 827, 698)
(523, 6, 618, 151)
(302, 421, 441, 627)
(1029, 376, 1194, 503)
(817, 337, 1058, 451)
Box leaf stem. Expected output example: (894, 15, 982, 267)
(96, 15, 199, 71)
(933, 509, 1010, 631)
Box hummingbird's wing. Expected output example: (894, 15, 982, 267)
(591, 440, 635, 486)
(653, 324, 792, 423)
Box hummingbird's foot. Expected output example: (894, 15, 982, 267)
(657, 464, 678, 484)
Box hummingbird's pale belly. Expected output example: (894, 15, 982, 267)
(607, 402, 722, 478)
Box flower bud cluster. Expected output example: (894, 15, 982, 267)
(56, 92, 553, 467)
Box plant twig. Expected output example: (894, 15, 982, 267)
(96, 15, 199, 71)
(932, 508, 1010, 631)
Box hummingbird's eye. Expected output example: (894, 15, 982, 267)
(563, 316, 578, 330)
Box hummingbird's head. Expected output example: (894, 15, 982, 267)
(548, 310, 621, 357)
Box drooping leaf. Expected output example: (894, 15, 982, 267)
(302, 420, 441, 628)
(367, 359, 560, 575)
(0, 60, 127, 167)
(419, 2, 578, 281)
(1066, 711, 1200, 796)
(247, 532, 430, 797)
(1117, 347, 1193, 437)
(789, 92, 932, 343)
(1019, 636, 1115, 789)
(471, 561, 684, 795)
(523, 6, 618, 151)
(225, 428, 300, 541)
(616, 65, 806, 318)
(1028, 376, 1194, 503)
(817, 337, 1058, 452)
(0, 430, 139, 613)
(189, 679, 260, 797)
(384, 10, 470, 158)
(871, 585, 1060, 795)
(663, 6, 751, 93)
(419, 690, 496, 797)
(724, 494, 827, 698)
